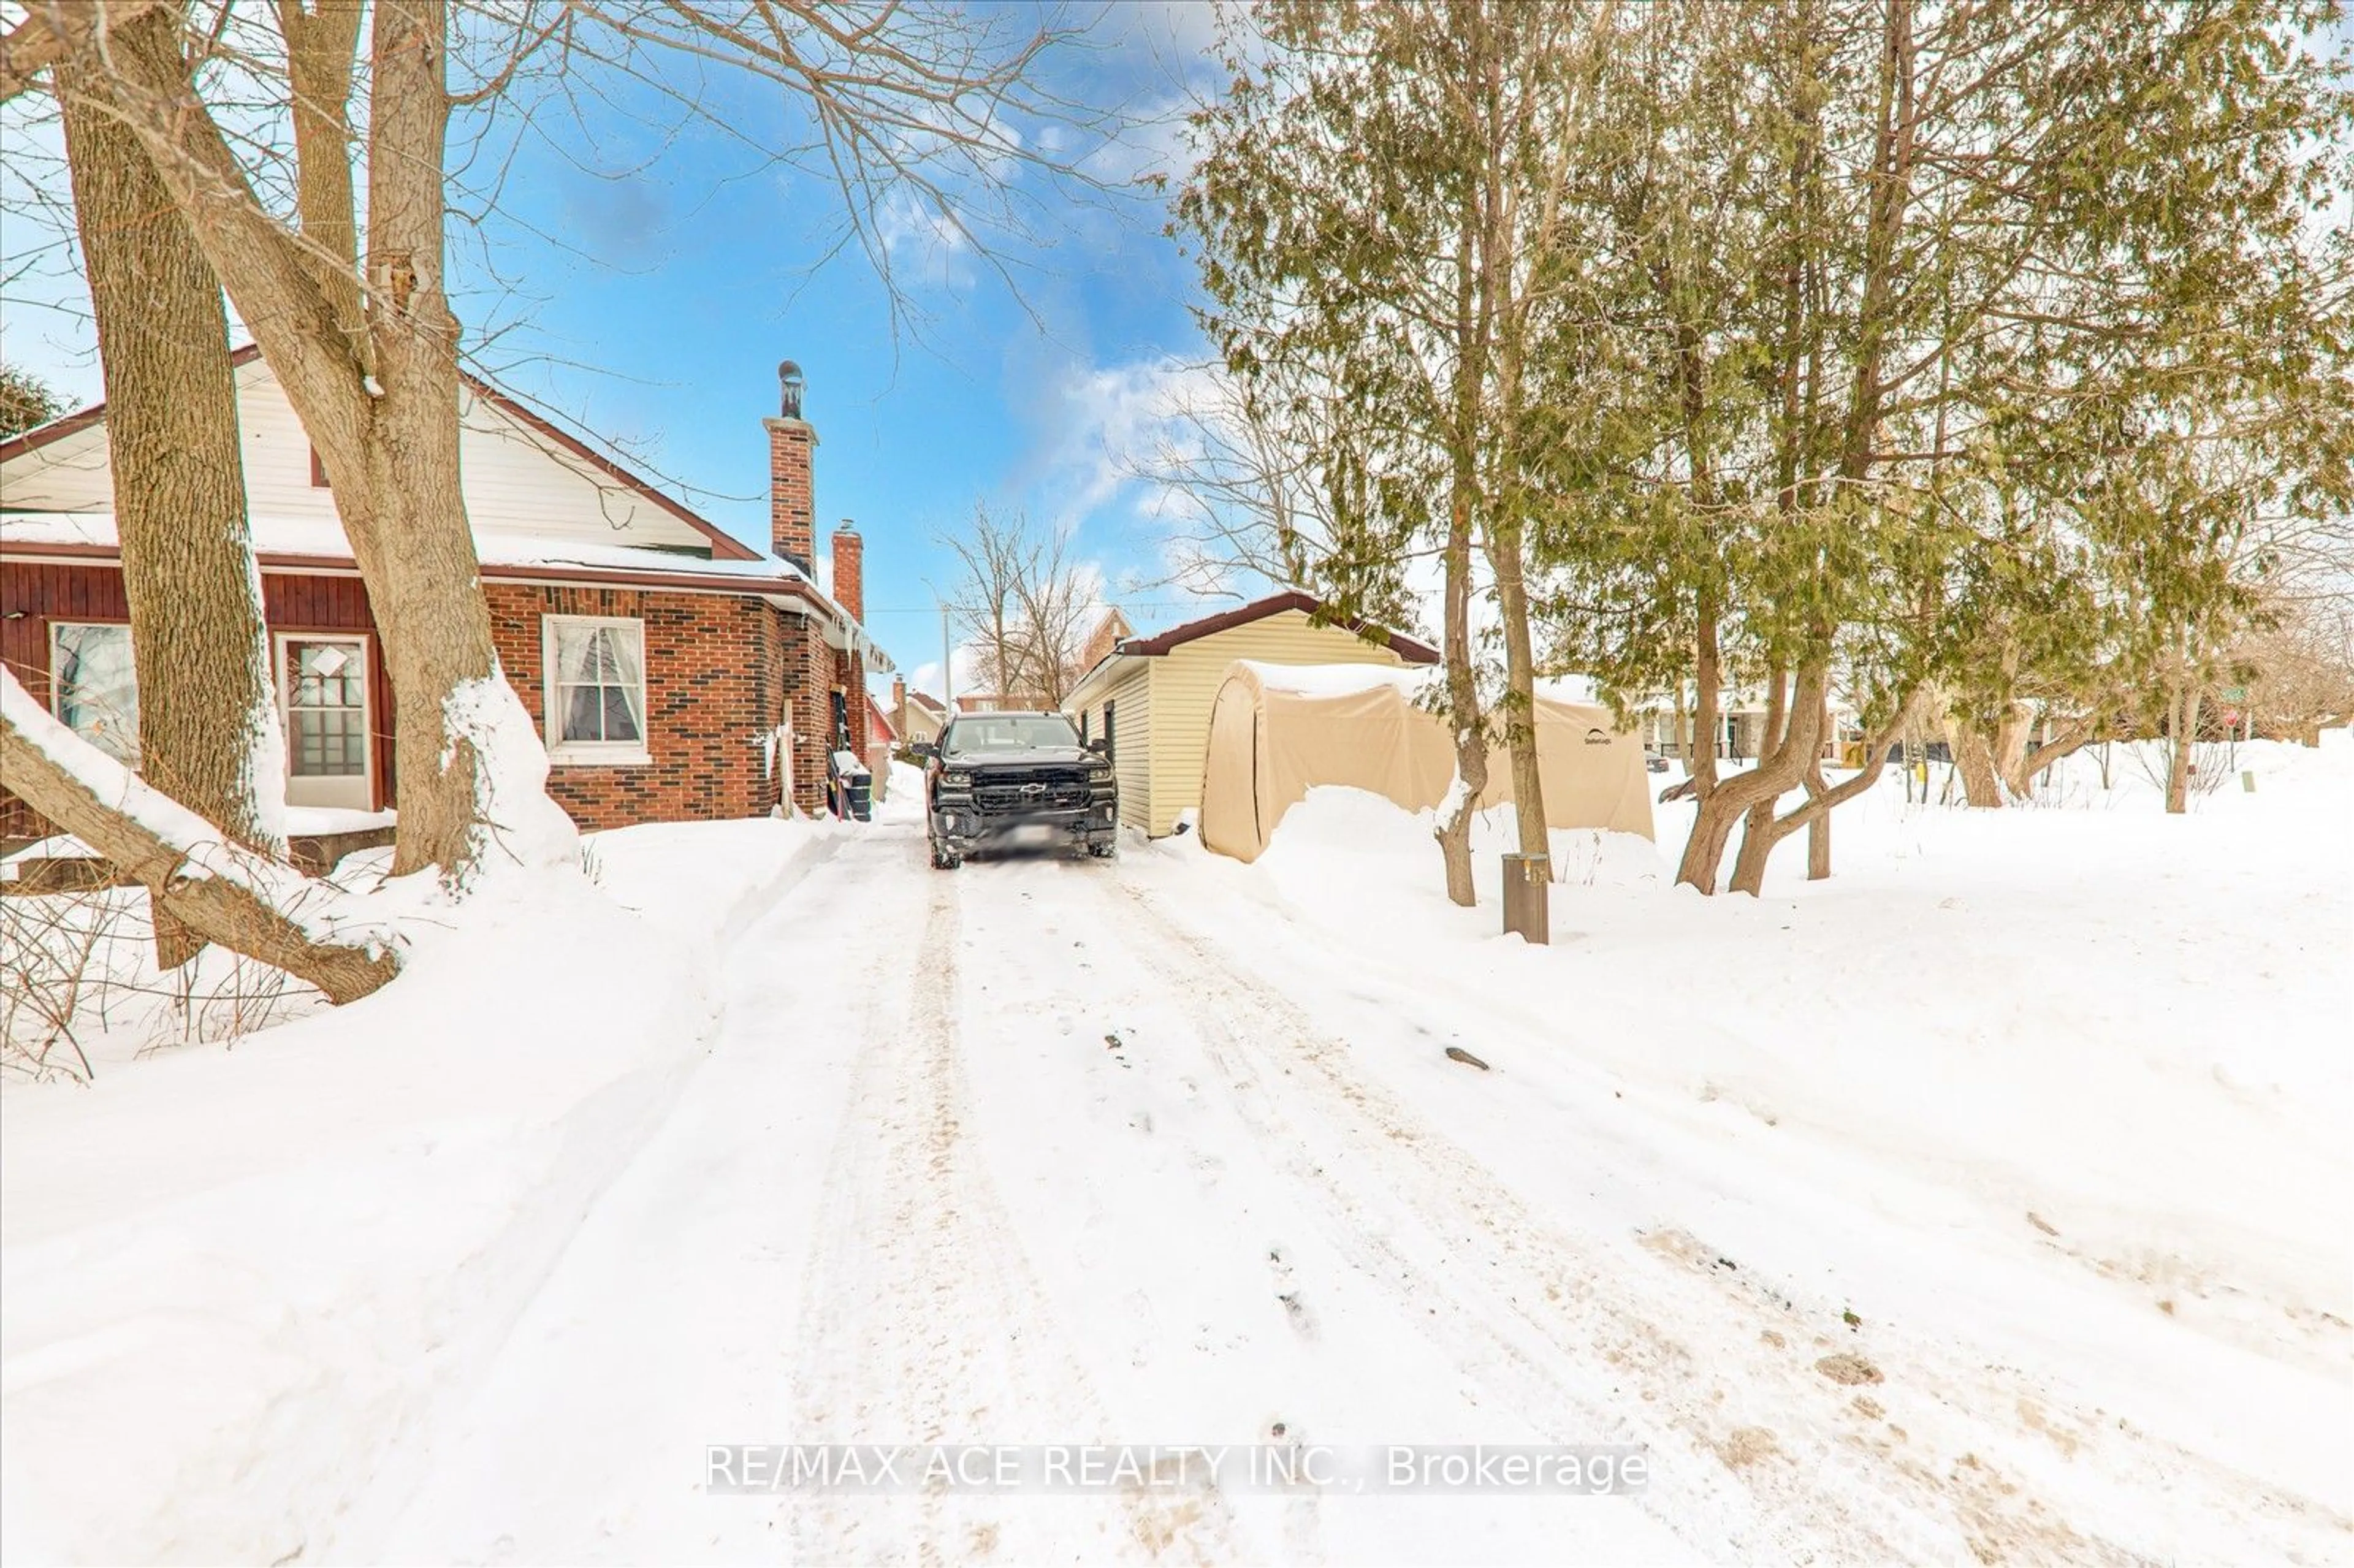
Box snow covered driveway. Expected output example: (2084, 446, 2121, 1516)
(360, 826, 1678, 1564)
(346, 775, 2347, 1565)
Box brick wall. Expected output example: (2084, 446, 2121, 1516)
(487, 581, 795, 830)
(766, 416, 816, 573)
(829, 525, 863, 622)
(788, 611, 833, 812)
(3, 560, 815, 842)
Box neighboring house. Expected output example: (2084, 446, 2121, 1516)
(1, 351, 888, 839)
(946, 610, 1130, 717)
(888, 679, 946, 748)
(1077, 606, 1132, 672)
(1637, 693, 1860, 763)
(1063, 590, 1440, 837)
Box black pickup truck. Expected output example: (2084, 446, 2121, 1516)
(920, 711, 1118, 869)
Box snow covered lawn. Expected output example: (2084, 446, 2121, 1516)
(0, 816, 834, 1563)
(1119, 737, 2351, 1559)
(1, 742, 2346, 1564)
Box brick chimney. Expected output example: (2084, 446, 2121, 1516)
(891, 676, 906, 713)
(831, 520, 863, 624)
(764, 360, 815, 573)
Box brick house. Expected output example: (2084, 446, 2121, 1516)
(888, 679, 947, 749)
(1, 350, 885, 839)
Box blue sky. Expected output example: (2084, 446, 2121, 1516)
(0, 2, 1240, 700)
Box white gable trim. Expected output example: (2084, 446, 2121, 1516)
(0, 352, 754, 562)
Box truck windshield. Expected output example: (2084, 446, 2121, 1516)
(942, 715, 1080, 753)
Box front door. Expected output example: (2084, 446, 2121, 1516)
(280, 635, 372, 811)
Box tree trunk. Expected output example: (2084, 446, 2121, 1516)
(1486, 512, 1547, 864)
(1805, 693, 1831, 878)
(1948, 718, 2003, 809)
(357, 0, 533, 877)
(0, 0, 167, 102)
(1686, 661, 1828, 894)
(2166, 683, 2200, 814)
(2001, 712, 2097, 797)
(80, 0, 569, 882)
(276, 0, 368, 371)
(1726, 687, 1919, 895)
(1989, 700, 2031, 793)
(1726, 664, 1830, 895)
(1805, 767, 1831, 880)
(3, 672, 395, 1003)
(58, 17, 286, 970)
(1672, 606, 1726, 890)
(1740, 661, 1791, 847)
(1672, 681, 1690, 775)
(1433, 147, 1488, 910)
(1434, 470, 1486, 908)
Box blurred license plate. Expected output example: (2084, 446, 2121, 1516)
(1007, 823, 1056, 847)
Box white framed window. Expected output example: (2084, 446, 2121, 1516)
(543, 615, 649, 764)
(278, 633, 373, 810)
(50, 621, 140, 764)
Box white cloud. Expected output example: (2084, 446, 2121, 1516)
(1080, 93, 1200, 192)
(1035, 354, 1223, 528)
(873, 190, 978, 291)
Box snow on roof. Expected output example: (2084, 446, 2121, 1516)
(0, 509, 809, 585)
(1238, 660, 1441, 699)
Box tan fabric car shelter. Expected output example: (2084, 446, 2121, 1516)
(1199, 661, 1656, 862)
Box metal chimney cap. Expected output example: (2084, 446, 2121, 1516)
(777, 360, 806, 419)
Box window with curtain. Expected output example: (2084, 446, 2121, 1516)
(544, 616, 647, 761)
(50, 622, 140, 764)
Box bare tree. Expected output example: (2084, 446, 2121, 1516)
(2236, 597, 2354, 740)
(6, 0, 1130, 921)
(1135, 365, 1373, 605)
(939, 503, 1094, 709)
(36, 0, 573, 881)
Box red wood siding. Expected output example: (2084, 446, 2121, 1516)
(261, 573, 395, 810)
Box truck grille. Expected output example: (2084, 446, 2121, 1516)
(972, 768, 1092, 812)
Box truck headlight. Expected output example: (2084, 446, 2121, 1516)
(1088, 759, 1114, 780)
(942, 769, 972, 790)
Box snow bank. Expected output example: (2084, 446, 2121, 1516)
(441, 668, 581, 879)
(1153, 742, 2353, 1488)
(877, 760, 928, 825)
(0, 816, 827, 1563)
(284, 806, 396, 836)
(1233, 758, 2354, 1328)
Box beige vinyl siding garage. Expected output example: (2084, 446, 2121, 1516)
(1068, 600, 1429, 839)
(1077, 664, 1154, 832)
(1141, 611, 1415, 835)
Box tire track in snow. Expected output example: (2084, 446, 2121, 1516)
(1105, 870, 2349, 1563)
(1097, 873, 1989, 1563)
(782, 848, 1231, 1566)
(1118, 869, 2353, 1563)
